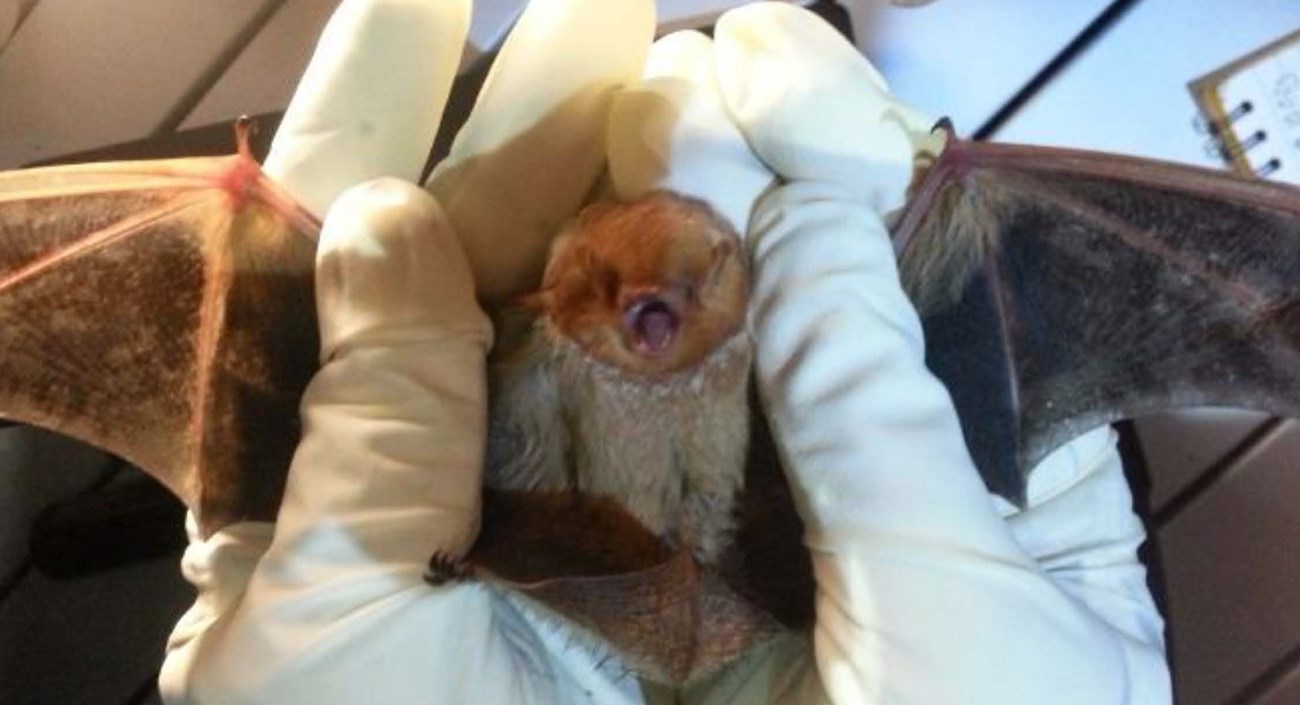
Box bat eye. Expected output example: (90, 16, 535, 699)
(623, 297, 681, 356)
(599, 268, 622, 303)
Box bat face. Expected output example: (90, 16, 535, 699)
(531, 192, 748, 376)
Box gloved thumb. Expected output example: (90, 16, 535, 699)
(607, 29, 774, 234)
(316, 178, 490, 360)
(270, 178, 492, 575)
(714, 2, 936, 213)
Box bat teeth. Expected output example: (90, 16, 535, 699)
(624, 297, 681, 355)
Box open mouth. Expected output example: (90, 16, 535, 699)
(623, 297, 681, 356)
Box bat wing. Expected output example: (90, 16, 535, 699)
(0, 148, 320, 536)
(467, 489, 786, 685)
(462, 396, 812, 686)
(895, 136, 1300, 504)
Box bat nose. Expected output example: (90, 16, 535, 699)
(623, 295, 682, 355)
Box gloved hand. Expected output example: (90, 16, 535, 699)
(612, 4, 1171, 704)
(159, 1, 1173, 704)
(160, 1, 658, 703)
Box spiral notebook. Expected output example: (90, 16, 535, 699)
(1191, 28, 1300, 184)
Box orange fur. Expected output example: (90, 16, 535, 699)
(486, 192, 753, 563)
(534, 192, 748, 376)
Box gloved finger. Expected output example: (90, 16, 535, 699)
(748, 183, 1171, 705)
(426, 0, 654, 304)
(164, 515, 275, 659)
(722, 7, 1170, 701)
(714, 2, 935, 213)
(267, 178, 492, 579)
(1001, 426, 1168, 653)
(747, 185, 1027, 560)
(607, 29, 774, 234)
(264, 0, 471, 218)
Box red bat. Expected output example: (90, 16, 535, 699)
(1, 121, 1297, 683)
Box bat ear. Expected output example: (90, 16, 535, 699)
(706, 238, 737, 285)
(930, 116, 955, 137)
(540, 229, 577, 280)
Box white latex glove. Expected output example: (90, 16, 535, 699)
(607, 29, 774, 233)
(161, 1, 656, 704)
(608, 3, 1172, 703)
(702, 4, 1172, 704)
(428, 0, 652, 303)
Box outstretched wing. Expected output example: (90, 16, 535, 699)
(0, 150, 320, 535)
(895, 137, 1300, 504)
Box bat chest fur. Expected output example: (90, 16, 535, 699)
(486, 327, 753, 561)
(557, 334, 752, 559)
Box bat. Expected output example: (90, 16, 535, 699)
(484, 191, 752, 564)
(1, 121, 1298, 684)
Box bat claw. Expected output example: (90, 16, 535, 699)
(930, 116, 955, 136)
(234, 115, 257, 161)
(424, 551, 472, 586)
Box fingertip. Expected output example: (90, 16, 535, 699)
(426, 0, 656, 304)
(714, 1, 887, 89)
(712, 1, 919, 211)
(642, 29, 713, 78)
(266, 0, 472, 217)
(1022, 426, 1121, 509)
(608, 28, 773, 233)
(317, 178, 489, 361)
(318, 178, 448, 261)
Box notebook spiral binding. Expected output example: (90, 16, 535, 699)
(1189, 29, 1300, 182)
(1194, 101, 1282, 177)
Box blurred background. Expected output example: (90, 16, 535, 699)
(0, 1, 1298, 703)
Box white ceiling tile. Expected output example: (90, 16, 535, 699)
(845, 0, 1113, 136)
(0, 0, 279, 167)
(182, 0, 340, 129)
(995, 0, 1300, 164)
(183, 0, 813, 131)
(0, 0, 18, 52)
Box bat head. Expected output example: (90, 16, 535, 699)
(528, 192, 749, 376)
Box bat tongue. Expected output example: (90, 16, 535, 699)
(628, 300, 680, 355)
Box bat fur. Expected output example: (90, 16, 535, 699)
(484, 192, 752, 563)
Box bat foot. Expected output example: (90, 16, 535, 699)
(424, 550, 473, 586)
